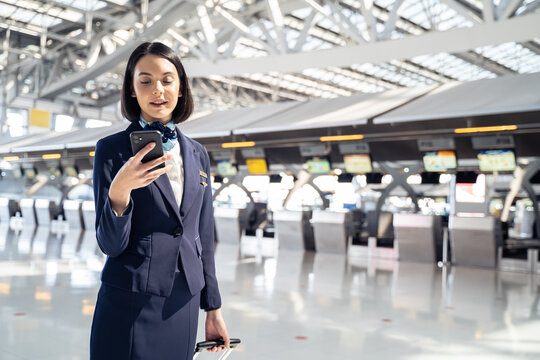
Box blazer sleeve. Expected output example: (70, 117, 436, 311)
(198, 147, 222, 311)
(93, 138, 134, 257)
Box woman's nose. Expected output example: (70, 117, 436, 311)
(152, 82, 164, 94)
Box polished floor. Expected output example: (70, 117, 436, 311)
(1, 222, 540, 360)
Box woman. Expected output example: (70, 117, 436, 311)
(90, 42, 229, 360)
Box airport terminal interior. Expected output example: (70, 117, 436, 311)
(1, 0, 540, 359)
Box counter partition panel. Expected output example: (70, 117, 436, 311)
(393, 213, 443, 263)
(274, 210, 315, 251)
(449, 215, 501, 268)
(311, 210, 352, 254)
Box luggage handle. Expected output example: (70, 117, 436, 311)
(193, 338, 241, 360)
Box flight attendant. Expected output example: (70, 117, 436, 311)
(90, 42, 229, 360)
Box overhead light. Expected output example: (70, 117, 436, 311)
(221, 141, 256, 148)
(42, 154, 61, 160)
(320, 134, 364, 142)
(3, 156, 19, 161)
(454, 125, 517, 134)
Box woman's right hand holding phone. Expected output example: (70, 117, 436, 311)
(109, 142, 172, 215)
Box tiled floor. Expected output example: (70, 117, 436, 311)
(1, 222, 540, 359)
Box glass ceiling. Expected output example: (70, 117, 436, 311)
(1, 0, 539, 107)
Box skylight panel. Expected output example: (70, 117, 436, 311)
(98, 0, 129, 5)
(400, 0, 430, 28)
(95, 1, 108, 10)
(412, 53, 496, 81)
(0, 3, 17, 16)
(290, 6, 314, 18)
(49, 7, 83, 22)
(477, 42, 540, 74)
(10, 9, 61, 28)
(375, 0, 395, 8)
(65, 0, 93, 11)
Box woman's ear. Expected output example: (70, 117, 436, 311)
(131, 89, 136, 97)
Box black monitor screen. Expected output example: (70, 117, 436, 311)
(269, 174, 282, 183)
(530, 170, 540, 184)
(366, 172, 383, 184)
(338, 173, 354, 183)
(456, 171, 478, 184)
(421, 172, 440, 184)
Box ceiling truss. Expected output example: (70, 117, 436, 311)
(0, 0, 539, 129)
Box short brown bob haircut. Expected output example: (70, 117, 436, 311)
(121, 42, 194, 124)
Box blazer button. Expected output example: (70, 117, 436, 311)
(174, 227, 183, 237)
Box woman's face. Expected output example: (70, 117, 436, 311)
(132, 54, 181, 123)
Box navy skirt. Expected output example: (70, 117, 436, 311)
(90, 272, 200, 360)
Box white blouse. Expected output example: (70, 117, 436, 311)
(165, 141, 184, 209)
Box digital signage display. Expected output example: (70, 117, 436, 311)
(344, 154, 372, 174)
(246, 158, 268, 175)
(216, 160, 237, 176)
(305, 157, 331, 175)
(423, 151, 457, 172)
(477, 149, 516, 172)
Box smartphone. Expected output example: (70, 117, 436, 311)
(130, 130, 165, 171)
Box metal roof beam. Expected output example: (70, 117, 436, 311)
(184, 12, 540, 77)
(452, 51, 516, 76)
(38, 1, 196, 99)
(439, 0, 482, 24)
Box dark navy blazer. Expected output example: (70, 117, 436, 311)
(93, 121, 221, 310)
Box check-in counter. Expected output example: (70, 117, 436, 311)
(20, 198, 37, 225)
(34, 198, 61, 225)
(393, 213, 443, 263)
(366, 210, 397, 259)
(534, 250, 540, 274)
(449, 215, 502, 268)
(311, 210, 352, 254)
(274, 210, 315, 251)
(214, 207, 246, 244)
(63, 200, 84, 229)
(0, 197, 18, 223)
(81, 201, 96, 230)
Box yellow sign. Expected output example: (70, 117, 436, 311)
(246, 158, 268, 175)
(29, 109, 51, 128)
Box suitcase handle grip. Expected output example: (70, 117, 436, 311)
(195, 338, 241, 352)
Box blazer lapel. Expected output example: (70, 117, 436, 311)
(176, 127, 200, 219)
(126, 120, 183, 226)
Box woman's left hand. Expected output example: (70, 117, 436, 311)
(205, 308, 230, 352)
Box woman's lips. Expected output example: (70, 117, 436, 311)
(150, 100, 168, 107)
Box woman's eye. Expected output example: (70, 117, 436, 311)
(140, 81, 151, 85)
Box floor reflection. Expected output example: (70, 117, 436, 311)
(0, 227, 539, 360)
